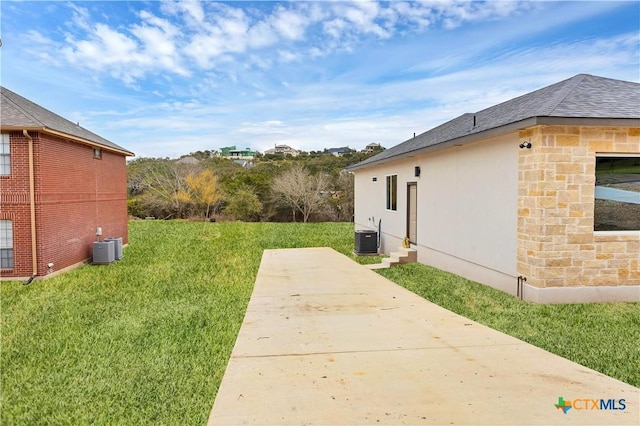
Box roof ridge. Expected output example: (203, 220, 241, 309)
(1, 87, 47, 127)
(540, 74, 588, 116)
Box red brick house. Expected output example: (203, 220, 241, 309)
(1, 87, 134, 279)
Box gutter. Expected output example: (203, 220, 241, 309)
(23, 130, 38, 281)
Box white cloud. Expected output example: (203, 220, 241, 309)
(5, 0, 637, 159)
(337, 0, 390, 38)
(239, 120, 291, 135)
(278, 50, 300, 63)
(131, 11, 189, 76)
(247, 21, 279, 49)
(67, 3, 92, 32)
(62, 24, 141, 83)
(180, 0, 205, 23)
(160, 0, 205, 28)
(137, 28, 640, 156)
(323, 18, 348, 39)
(23, 0, 540, 86)
(270, 5, 310, 40)
(388, 2, 432, 30)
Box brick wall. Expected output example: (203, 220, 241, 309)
(517, 125, 640, 291)
(1, 131, 36, 277)
(1, 131, 128, 278)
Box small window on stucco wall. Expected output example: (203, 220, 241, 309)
(386, 174, 397, 211)
(594, 156, 640, 231)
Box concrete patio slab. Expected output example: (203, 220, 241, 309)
(208, 247, 639, 425)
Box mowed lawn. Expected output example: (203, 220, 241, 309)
(2, 221, 639, 425)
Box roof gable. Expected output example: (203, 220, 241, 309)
(1, 86, 133, 156)
(351, 74, 639, 169)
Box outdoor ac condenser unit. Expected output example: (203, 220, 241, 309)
(93, 241, 115, 264)
(354, 230, 378, 255)
(104, 237, 123, 260)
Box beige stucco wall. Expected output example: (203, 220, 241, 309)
(353, 158, 414, 255)
(354, 133, 519, 293)
(517, 125, 640, 303)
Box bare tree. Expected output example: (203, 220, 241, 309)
(271, 165, 330, 222)
(330, 171, 354, 221)
(139, 160, 199, 218)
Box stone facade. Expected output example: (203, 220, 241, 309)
(517, 125, 640, 298)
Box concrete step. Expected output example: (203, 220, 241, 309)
(396, 247, 418, 262)
(365, 263, 389, 270)
(382, 257, 400, 267)
(366, 247, 417, 270)
(390, 252, 415, 264)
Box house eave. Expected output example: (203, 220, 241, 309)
(0, 125, 135, 157)
(348, 116, 640, 171)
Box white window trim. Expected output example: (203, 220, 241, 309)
(1, 134, 10, 176)
(0, 220, 13, 269)
(595, 230, 640, 236)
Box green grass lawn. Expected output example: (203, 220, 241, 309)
(2, 221, 638, 424)
(377, 264, 640, 388)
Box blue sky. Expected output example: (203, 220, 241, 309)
(1, 1, 638, 158)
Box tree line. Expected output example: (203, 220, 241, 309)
(127, 149, 381, 222)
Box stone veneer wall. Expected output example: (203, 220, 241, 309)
(517, 125, 640, 299)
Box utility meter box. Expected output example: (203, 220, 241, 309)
(93, 241, 115, 264)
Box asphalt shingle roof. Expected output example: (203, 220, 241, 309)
(350, 74, 640, 170)
(1, 86, 133, 155)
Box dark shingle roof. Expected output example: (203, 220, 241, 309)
(1, 86, 133, 155)
(350, 74, 639, 170)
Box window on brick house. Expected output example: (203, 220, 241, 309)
(0, 220, 13, 269)
(93, 147, 102, 159)
(386, 174, 397, 211)
(1, 134, 10, 175)
(594, 156, 640, 231)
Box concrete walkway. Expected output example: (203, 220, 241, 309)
(208, 248, 639, 425)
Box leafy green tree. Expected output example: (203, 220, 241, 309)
(225, 187, 262, 221)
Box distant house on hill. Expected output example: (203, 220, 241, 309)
(348, 74, 639, 304)
(0, 86, 134, 279)
(220, 146, 255, 160)
(363, 143, 384, 154)
(264, 144, 300, 157)
(326, 147, 352, 157)
(176, 156, 200, 165)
